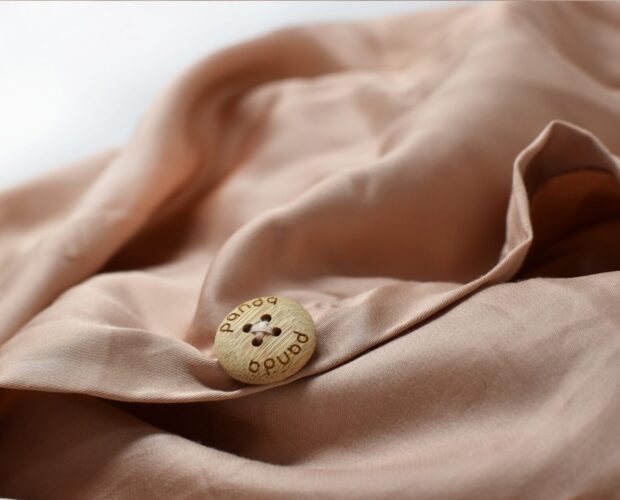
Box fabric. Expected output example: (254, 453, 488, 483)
(1, 2, 620, 498)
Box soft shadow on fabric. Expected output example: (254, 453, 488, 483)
(515, 169, 620, 280)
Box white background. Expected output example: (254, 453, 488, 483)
(0, 1, 458, 189)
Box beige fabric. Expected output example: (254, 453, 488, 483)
(1, 2, 620, 498)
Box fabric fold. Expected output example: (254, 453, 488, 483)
(1, 119, 617, 402)
(1, 2, 620, 497)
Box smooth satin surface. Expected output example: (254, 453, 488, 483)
(1, 2, 620, 498)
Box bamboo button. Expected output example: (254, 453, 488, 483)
(214, 296, 317, 385)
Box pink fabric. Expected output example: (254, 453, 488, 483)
(1, 2, 620, 497)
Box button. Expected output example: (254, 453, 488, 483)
(214, 296, 317, 384)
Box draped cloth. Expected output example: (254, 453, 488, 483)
(1, 2, 620, 498)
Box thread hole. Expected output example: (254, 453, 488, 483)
(261, 314, 271, 322)
(242, 324, 252, 332)
(272, 327, 281, 336)
(252, 337, 263, 347)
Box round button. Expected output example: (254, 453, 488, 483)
(214, 296, 317, 384)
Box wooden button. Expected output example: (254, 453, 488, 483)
(214, 296, 317, 385)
